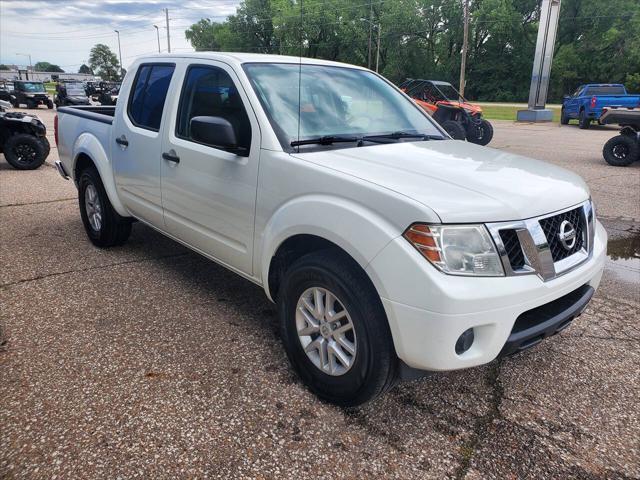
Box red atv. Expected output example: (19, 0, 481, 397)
(400, 79, 493, 146)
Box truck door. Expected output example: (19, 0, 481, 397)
(160, 62, 260, 275)
(112, 63, 176, 226)
(566, 86, 583, 118)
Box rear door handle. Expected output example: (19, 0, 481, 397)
(115, 135, 129, 147)
(162, 151, 180, 164)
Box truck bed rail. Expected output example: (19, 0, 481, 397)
(56, 105, 115, 125)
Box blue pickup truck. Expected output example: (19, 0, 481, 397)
(561, 84, 640, 129)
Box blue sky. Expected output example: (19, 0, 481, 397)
(0, 0, 240, 72)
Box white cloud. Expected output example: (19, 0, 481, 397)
(0, 0, 240, 72)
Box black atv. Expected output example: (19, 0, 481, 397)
(600, 108, 640, 167)
(54, 82, 90, 107)
(0, 81, 13, 102)
(0, 100, 50, 169)
(11, 80, 53, 109)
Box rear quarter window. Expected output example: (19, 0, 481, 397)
(128, 63, 175, 131)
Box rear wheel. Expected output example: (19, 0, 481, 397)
(441, 120, 467, 140)
(578, 110, 590, 129)
(47, 100, 53, 109)
(466, 119, 494, 146)
(26, 100, 36, 109)
(278, 250, 397, 406)
(603, 135, 639, 166)
(78, 166, 132, 247)
(3, 134, 47, 170)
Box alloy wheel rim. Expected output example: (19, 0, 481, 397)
(84, 184, 103, 232)
(612, 144, 629, 159)
(14, 144, 36, 164)
(295, 287, 357, 376)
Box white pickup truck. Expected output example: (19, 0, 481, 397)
(55, 53, 607, 406)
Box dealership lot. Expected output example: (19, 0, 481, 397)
(1, 109, 639, 478)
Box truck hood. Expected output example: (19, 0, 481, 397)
(292, 140, 590, 223)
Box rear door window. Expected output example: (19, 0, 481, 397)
(128, 63, 175, 131)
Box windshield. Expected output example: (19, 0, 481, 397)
(66, 85, 85, 95)
(18, 82, 46, 93)
(243, 63, 442, 150)
(433, 84, 463, 102)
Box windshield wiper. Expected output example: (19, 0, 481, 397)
(362, 131, 444, 141)
(291, 135, 362, 147)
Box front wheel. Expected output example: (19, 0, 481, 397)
(603, 135, 639, 166)
(560, 108, 569, 125)
(278, 250, 397, 407)
(441, 120, 467, 140)
(3, 134, 47, 170)
(47, 100, 53, 109)
(78, 166, 132, 247)
(466, 119, 494, 146)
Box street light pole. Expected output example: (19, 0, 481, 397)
(153, 25, 161, 53)
(165, 8, 171, 53)
(114, 30, 124, 80)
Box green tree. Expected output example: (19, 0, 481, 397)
(0, 64, 11, 71)
(78, 64, 93, 74)
(89, 44, 121, 81)
(34, 61, 65, 72)
(183, 0, 640, 102)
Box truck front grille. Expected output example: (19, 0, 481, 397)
(499, 229, 525, 270)
(538, 207, 585, 262)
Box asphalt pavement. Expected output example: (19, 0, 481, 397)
(1, 110, 638, 479)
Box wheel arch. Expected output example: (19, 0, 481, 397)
(72, 134, 129, 217)
(259, 195, 420, 302)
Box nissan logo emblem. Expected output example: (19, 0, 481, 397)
(558, 220, 577, 250)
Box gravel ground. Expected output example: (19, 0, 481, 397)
(1, 110, 639, 479)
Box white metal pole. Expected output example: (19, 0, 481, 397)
(459, 0, 469, 97)
(165, 8, 171, 53)
(154, 25, 161, 53)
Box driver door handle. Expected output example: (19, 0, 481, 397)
(115, 135, 129, 147)
(162, 151, 180, 164)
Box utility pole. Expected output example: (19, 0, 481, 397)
(459, 0, 469, 97)
(367, 1, 373, 69)
(153, 25, 161, 53)
(376, 24, 381, 73)
(165, 8, 171, 53)
(114, 30, 123, 80)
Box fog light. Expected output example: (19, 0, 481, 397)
(455, 328, 475, 355)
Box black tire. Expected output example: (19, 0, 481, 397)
(278, 250, 397, 407)
(602, 135, 639, 167)
(26, 100, 36, 109)
(578, 110, 590, 129)
(38, 137, 51, 159)
(47, 100, 53, 109)
(3, 134, 47, 170)
(78, 165, 132, 247)
(441, 120, 467, 140)
(466, 119, 494, 146)
(560, 108, 569, 125)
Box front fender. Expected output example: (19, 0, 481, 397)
(73, 133, 128, 217)
(259, 194, 408, 301)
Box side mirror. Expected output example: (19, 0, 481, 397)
(563, 95, 570, 100)
(190, 116, 238, 151)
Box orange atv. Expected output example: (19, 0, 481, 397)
(400, 79, 493, 146)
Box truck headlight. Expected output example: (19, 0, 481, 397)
(404, 224, 504, 276)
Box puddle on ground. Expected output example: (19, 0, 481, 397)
(606, 231, 640, 285)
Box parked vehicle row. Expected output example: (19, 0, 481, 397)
(55, 53, 606, 406)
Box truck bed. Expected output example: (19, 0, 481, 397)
(56, 105, 116, 124)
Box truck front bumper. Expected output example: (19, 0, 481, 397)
(366, 220, 607, 371)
